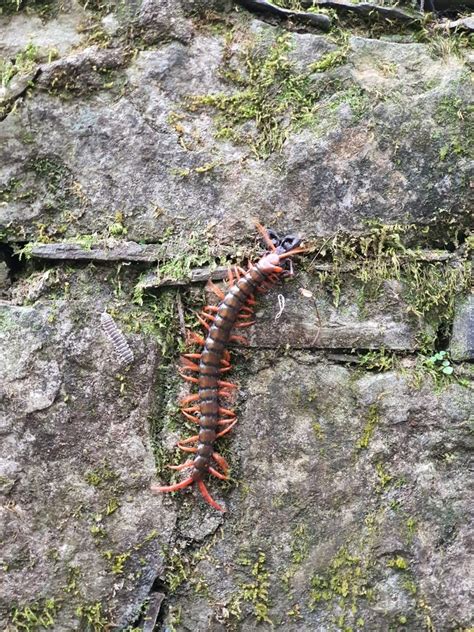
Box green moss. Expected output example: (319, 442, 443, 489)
(75, 602, 109, 631)
(314, 221, 471, 354)
(387, 556, 408, 570)
(291, 524, 310, 564)
(188, 32, 350, 157)
(1, 42, 39, 88)
(10, 599, 59, 631)
(309, 545, 373, 627)
(375, 463, 393, 490)
(84, 463, 118, 488)
(107, 211, 127, 237)
(358, 348, 397, 372)
(239, 551, 272, 624)
(356, 404, 379, 451)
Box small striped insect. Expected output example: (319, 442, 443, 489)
(101, 312, 134, 364)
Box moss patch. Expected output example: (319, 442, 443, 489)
(188, 32, 352, 157)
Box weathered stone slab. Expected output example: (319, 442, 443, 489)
(450, 294, 474, 361)
(236, 275, 426, 351)
(0, 299, 175, 629)
(0, 22, 470, 243)
(158, 354, 473, 631)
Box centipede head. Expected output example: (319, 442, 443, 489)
(266, 229, 302, 256)
(255, 222, 305, 275)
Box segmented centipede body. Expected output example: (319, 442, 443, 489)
(101, 312, 134, 364)
(151, 224, 305, 512)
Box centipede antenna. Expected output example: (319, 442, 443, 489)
(255, 221, 276, 252)
(100, 312, 134, 365)
(278, 247, 308, 260)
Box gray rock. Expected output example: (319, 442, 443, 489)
(137, 0, 193, 45)
(0, 25, 471, 242)
(0, 7, 85, 59)
(0, 3, 472, 630)
(157, 357, 473, 631)
(0, 294, 175, 629)
(450, 294, 474, 361)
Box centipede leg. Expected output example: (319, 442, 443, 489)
(181, 358, 200, 371)
(216, 419, 237, 438)
(197, 480, 225, 512)
(181, 394, 200, 405)
(229, 335, 248, 345)
(187, 330, 206, 346)
(218, 379, 238, 389)
(180, 372, 199, 384)
(234, 321, 256, 328)
(168, 461, 194, 471)
(227, 266, 235, 287)
(209, 467, 228, 481)
(151, 476, 193, 493)
(182, 410, 200, 423)
(178, 445, 197, 453)
(219, 406, 235, 417)
(181, 406, 201, 413)
(218, 389, 234, 399)
(183, 353, 202, 360)
(212, 452, 229, 473)
(197, 314, 211, 329)
(178, 435, 199, 446)
(206, 280, 225, 300)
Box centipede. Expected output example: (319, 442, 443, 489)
(151, 223, 306, 512)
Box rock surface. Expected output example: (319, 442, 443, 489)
(0, 0, 472, 630)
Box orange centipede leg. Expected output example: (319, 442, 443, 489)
(203, 305, 219, 313)
(180, 372, 199, 384)
(218, 379, 238, 389)
(168, 461, 194, 471)
(255, 222, 277, 252)
(218, 389, 233, 399)
(182, 410, 200, 423)
(181, 394, 199, 404)
(178, 435, 199, 446)
(187, 331, 205, 346)
(182, 405, 200, 414)
(207, 280, 225, 300)
(229, 335, 248, 345)
(179, 445, 197, 453)
(234, 321, 256, 328)
(216, 419, 237, 438)
(219, 406, 235, 417)
(209, 467, 228, 481)
(197, 480, 225, 512)
(196, 313, 211, 330)
(212, 452, 229, 472)
(151, 476, 193, 493)
(227, 266, 234, 287)
(219, 366, 232, 373)
(183, 353, 201, 360)
(181, 358, 200, 371)
(218, 418, 235, 425)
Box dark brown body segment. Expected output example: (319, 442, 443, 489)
(190, 264, 268, 481)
